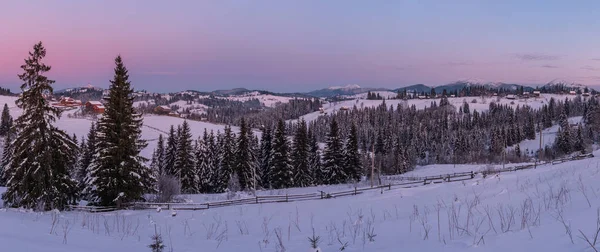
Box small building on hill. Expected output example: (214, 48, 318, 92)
(533, 91, 541, 97)
(85, 101, 105, 113)
(154, 105, 172, 115)
(59, 97, 82, 107)
(506, 94, 516, 100)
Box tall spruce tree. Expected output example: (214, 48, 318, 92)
(196, 130, 213, 193)
(270, 119, 293, 189)
(79, 123, 97, 187)
(291, 118, 311, 187)
(155, 134, 166, 176)
(216, 127, 236, 193)
(0, 103, 12, 136)
(308, 128, 322, 185)
(2, 42, 78, 210)
(259, 125, 273, 189)
(174, 120, 196, 193)
(0, 133, 12, 186)
(344, 124, 362, 182)
(85, 55, 152, 206)
(164, 125, 178, 176)
(235, 118, 258, 191)
(323, 118, 346, 184)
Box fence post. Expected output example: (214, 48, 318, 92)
(424, 179, 427, 185)
(388, 183, 391, 190)
(354, 187, 357, 195)
(320, 191, 323, 199)
(256, 197, 258, 204)
(207, 203, 210, 209)
(286, 194, 288, 202)
(470, 171, 474, 179)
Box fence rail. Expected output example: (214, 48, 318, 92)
(86, 153, 595, 213)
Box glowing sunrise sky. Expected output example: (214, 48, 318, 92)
(2, 0, 600, 92)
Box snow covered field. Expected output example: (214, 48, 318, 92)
(3, 151, 600, 251)
(0, 95, 236, 159)
(297, 94, 580, 123)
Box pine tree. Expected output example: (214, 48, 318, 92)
(174, 120, 196, 193)
(85, 55, 152, 207)
(155, 134, 166, 176)
(2, 42, 78, 210)
(0, 133, 12, 186)
(323, 119, 346, 184)
(148, 226, 165, 252)
(515, 144, 521, 158)
(235, 118, 258, 191)
(214, 127, 235, 193)
(0, 103, 12, 136)
(344, 124, 362, 182)
(291, 118, 311, 187)
(259, 125, 273, 189)
(164, 126, 178, 176)
(270, 119, 293, 189)
(196, 130, 213, 193)
(308, 129, 322, 185)
(79, 123, 97, 188)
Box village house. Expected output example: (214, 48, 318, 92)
(85, 101, 105, 113)
(58, 97, 82, 107)
(533, 90, 541, 97)
(154, 105, 172, 115)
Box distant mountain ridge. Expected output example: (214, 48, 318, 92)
(50, 79, 597, 100)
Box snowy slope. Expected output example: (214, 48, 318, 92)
(220, 91, 296, 107)
(296, 94, 579, 123)
(0, 96, 238, 160)
(3, 151, 600, 251)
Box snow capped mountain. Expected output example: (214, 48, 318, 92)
(544, 79, 590, 91)
(327, 84, 361, 90)
(308, 85, 387, 97)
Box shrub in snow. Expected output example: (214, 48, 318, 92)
(157, 175, 181, 202)
(148, 225, 165, 252)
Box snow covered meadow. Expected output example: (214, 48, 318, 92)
(2, 151, 600, 251)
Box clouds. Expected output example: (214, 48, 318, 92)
(581, 66, 599, 71)
(514, 53, 561, 61)
(541, 64, 559, 69)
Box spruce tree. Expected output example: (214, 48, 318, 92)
(235, 118, 258, 191)
(344, 124, 362, 182)
(2, 42, 78, 210)
(155, 134, 166, 176)
(79, 123, 97, 187)
(291, 118, 311, 187)
(196, 130, 213, 193)
(323, 119, 346, 184)
(174, 120, 196, 193)
(259, 125, 273, 189)
(0, 133, 12, 186)
(270, 119, 293, 189)
(164, 125, 178, 176)
(308, 129, 322, 186)
(0, 103, 12, 136)
(86, 55, 152, 206)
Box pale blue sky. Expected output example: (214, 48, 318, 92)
(1, 0, 600, 92)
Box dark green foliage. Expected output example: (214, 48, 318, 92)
(85, 55, 152, 206)
(323, 119, 346, 184)
(259, 126, 273, 189)
(175, 120, 196, 193)
(270, 119, 293, 189)
(291, 118, 311, 187)
(235, 118, 258, 191)
(164, 126, 178, 176)
(344, 124, 362, 182)
(0, 103, 12, 136)
(2, 42, 78, 210)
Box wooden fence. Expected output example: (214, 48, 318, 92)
(75, 153, 594, 213)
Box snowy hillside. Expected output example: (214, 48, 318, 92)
(0, 95, 238, 160)
(3, 150, 600, 251)
(295, 93, 579, 123)
(219, 91, 297, 107)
